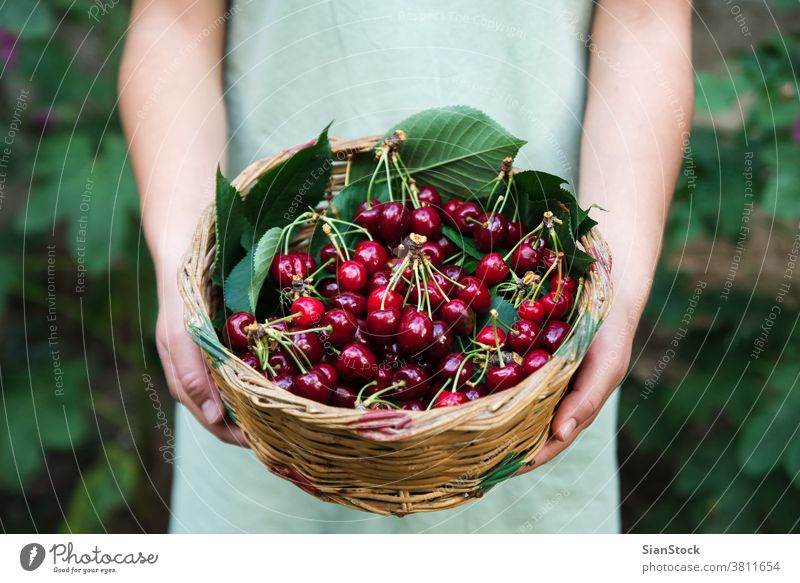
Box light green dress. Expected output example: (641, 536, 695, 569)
(169, 0, 621, 533)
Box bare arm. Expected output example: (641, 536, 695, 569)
(119, 0, 245, 445)
(531, 0, 694, 466)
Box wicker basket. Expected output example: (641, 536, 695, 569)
(180, 135, 613, 516)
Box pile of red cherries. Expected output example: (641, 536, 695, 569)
(222, 185, 578, 411)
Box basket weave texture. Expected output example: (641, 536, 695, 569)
(180, 135, 613, 516)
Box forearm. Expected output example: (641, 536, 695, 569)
(579, 0, 693, 315)
(118, 0, 227, 283)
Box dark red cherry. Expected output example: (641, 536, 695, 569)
(475, 253, 510, 286)
(329, 384, 357, 408)
(410, 206, 442, 238)
(436, 235, 459, 259)
(397, 309, 434, 355)
(473, 212, 508, 252)
(320, 308, 357, 345)
(434, 390, 469, 408)
(510, 243, 541, 273)
(541, 249, 560, 270)
(389, 364, 430, 401)
(367, 287, 403, 312)
(436, 352, 475, 388)
(440, 264, 465, 283)
(451, 202, 481, 235)
(550, 274, 578, 295)
(336, 342, 378, 382)
(476, 325, 507, 348)
(240, 353, 262, 372)
(417, 185, 442, 208)
(318, 279, 339, 298)
(319, 243, 342, 272)
(292, 369, 332, 404)
(374, 365, 394, 389)
(368, 402, 395, 410)
(400, 400, 426, 411)
(267, 352, 298, 376)
(420, 241, 444, 266)
(288, 331, 325, 365)
(352, 319, 371, 345)
(518, 299, 546, 324)
(426, 320, 453, 360)
(270, 253, 307, 288)
(442, 199, 462, 228)
(410, 281, 446, 309)
(330, 292, 367, 318)
(270, 372, 295, 391)
(368, 270, 391, 292)
(485, 363, 524, 393)
(313, 363, 338, 386)
(354, 200, 382, 236)
(523, 349, 551, 375)
(290, 297, 325, 326)
(539, 320, 571, 352)
(366, 307, 402, 338)
(440, 299, 475, 336)
(297, 253, 317, 275)
(540, 290, 573, 320)
(337, 260, 368, 292)
(505, 221, 525, 247)
(353, 240, 390, 274)
(463, 384, 488, 401)
(223, 311, 255, 353)
(457, 276, 492, 312)
(378, 201, 410, 243)
(507, 320, 541, 355)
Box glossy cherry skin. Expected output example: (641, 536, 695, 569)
(223, 311, 255, 352)
(485, 362, 524, 393)
(336, 342, 378, 382)
(400, 400, 426, 411)
(367, 287, 403, 312)
(353, 240, 390, 275)
(291, 369, 332, 404)
(270, 372, 295, 391)
(440, 264, 465, 283)
(397, 309, 434, 355)
(436, 235, 459, 259)
(426, 320, 454, 360)
(463, 384, 488, 401)
(417, 185, 442, 208)
(476, 325, 507, 348)
(298, 253, 317, 275)
(240, 353, 262, 372)
(270, 253, 308, 288)
(473, 212, 509, 252)
(354, 200, 382, 237)
(410, 206, 442, 238)
(440, 299, 475, 336)
(320, 308, 357, 345)
(457, 276, 492, 312)
(436, 352, 475, 388)
(366, 307, 402, 338)
(288, 331, 325, 365)
(329, 384, 357, 408)
(505, 221, 525, 247)
(540, 290, 573, 320)
(540, 248, 560, 271)
(452, 202, 481, 234)
(378, 201, 410, 243)
(507, 319, 541, 355)
(368, 402, 395, 410)
(319, 243, 342, 272)
(290, 297, 325, 326)
(510, 243, 541, 273)
(389, 364, 430, 401)
(267, 352, 298, 376)
(442, 199, 462, 227)
(374, 366, 394, 389)
(475, 253, 510, 286)
(409, 281, 446, 309)
(330, 292, 367, 318)
(518, 299, 546, 324)
(523, 349, 551, 375)
(368, 270, 391, 292)
(539, 320, 571, 352)
(313, 363, 338, 386)
(434, 390, 469, 408)
(420, 241, 444, 266)
(550, 274, 578, 295)
(318, 279, 339, 298)
(337, 260, 368, 292)
(352, 319, 371, 345)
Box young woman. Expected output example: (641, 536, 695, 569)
(119, 0, 692, 533)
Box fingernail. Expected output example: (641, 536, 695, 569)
(559, 418, 577, 441)
(202, 399, 221, 423)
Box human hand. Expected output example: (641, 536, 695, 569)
(155, 264, 248, 447)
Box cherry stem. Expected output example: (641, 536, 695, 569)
(324, 216, 373, 241)
(281, 212, 316, 254)
(273, 336, 311, 373)
(361, 381, 406, 407)
(502, 222, 544, 261)
(308, 258, 334, 280)
(566, 277, 585, 322)
(424, 262, 451, 303)
(284, 325, 332, 335)
(391, 156, 420, 208)
(426, 378, 453, 411)
(366, 151, 385, 202)
(383, 152, 394, 202)
(428, 263, 466, 289)
(322, 222, 350, 261)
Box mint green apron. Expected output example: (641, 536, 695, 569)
(169, 0, 621, 533)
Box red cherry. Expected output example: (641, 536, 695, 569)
(440, 264, 465, 283)
(318, 280, 339, 298)
(378, 201, 410, 243)
(267, 352, 298, 376)
(436, 352, 475, 388)
(389, 364, 430, 401)
(475, 253, 510, 286)
(436, 235, 459, 258)
(400, 400, 426, 411)
(539, 320, 571, 352)
(291, 369, 332, 404)
(420, 241, 444, 266)
(410, 281, 446, 309)
(337, 260, 368, 292)
(366, 287, 403, 312)
(353, 240, 390, 274)
(270, 253, 307, 288)
(505, 221, 525, 247)
(313, 363, 338, 386)
(457, 276, 492, 312)
(374, 365, 394, 389)
(452, 202, 481, 234)
(366, 307, 402, 338)
(463, 384, 488, 401)
(397, 309, 434, 355)
(417, 186, 442, 208)
(476, 325, 507, 348)
(368, 270, 391, 292)
(352, 319, 371, 345)
(541, 248, 560, 270)
(510, 243, 541, 272)
(507, 319, 541, 355)
(540, 290, 573, 320)
(426, 320, 454, 360)
(319, 243, 342, 272)
(442, 199, 463, 227)
(240, 353, 262, 372)
(485, 363, 524, 393)
(270, 372, 294, 391)
(320, 308, 357, 345)
(290, 297, 325, 326)
(287, 331, 325, 365)
(354, 200, 382, 237)
(297, 253, 317, 275)
(431, 272, 455, 297)
(330, 292, 367, 318)
(223, 311, 255, 352)
(522, 349, 551, 375)
(434, 390, 469, 408)
(336, 342, 378, 382)
(550, 274, 578, 295)
(518, 299, 546, 324)
(329, 384, 357, 408)
(473, 212, 508, 252)
(440, 299, 475, 336)
(410, 206, 442, 238)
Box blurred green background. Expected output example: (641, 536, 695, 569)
(0, 1, 798, 533)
